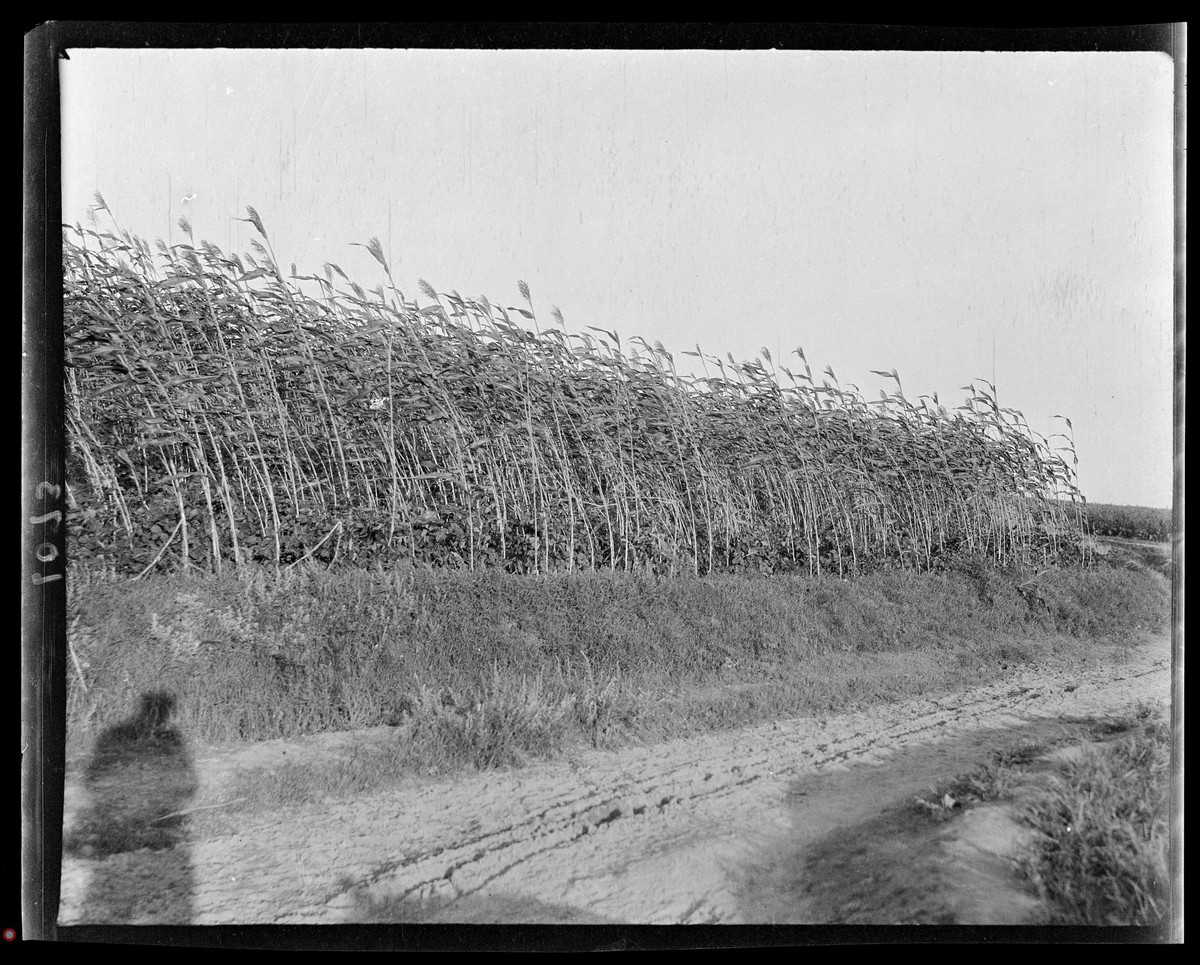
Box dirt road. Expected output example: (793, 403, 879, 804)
(59, 634, 1172, 926)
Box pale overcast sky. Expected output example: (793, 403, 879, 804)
(60, 48, 1175, 508)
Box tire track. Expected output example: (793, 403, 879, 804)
(305, 642, 1170, 923)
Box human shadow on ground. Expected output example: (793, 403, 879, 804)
(64, 690, 198, 923)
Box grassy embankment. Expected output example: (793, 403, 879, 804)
(67, 552, 1170, 791)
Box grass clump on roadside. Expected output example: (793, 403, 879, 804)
(393, 670, 576, 772)
(1018, 706, 1173, 926)
(203, 673, 575, 817)
(910, 738, 1053, 824)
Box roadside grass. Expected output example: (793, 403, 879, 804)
(203, 672, 577, 814)
(909, 705, 1173, 928)
(911, 739, 1052, 821)
(65, 558, 1171, 803)
(1018, 706, 1173, 926)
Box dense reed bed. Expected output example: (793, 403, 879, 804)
(64, 202, 1087, 576)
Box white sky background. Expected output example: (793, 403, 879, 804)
(60, 48, 1175, 508)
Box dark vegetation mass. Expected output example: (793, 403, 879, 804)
(65, 203, 1089, 579)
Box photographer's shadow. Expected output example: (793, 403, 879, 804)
(65, 691, 198, 923)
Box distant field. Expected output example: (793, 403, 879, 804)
(1084, 503, 1172, 543)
